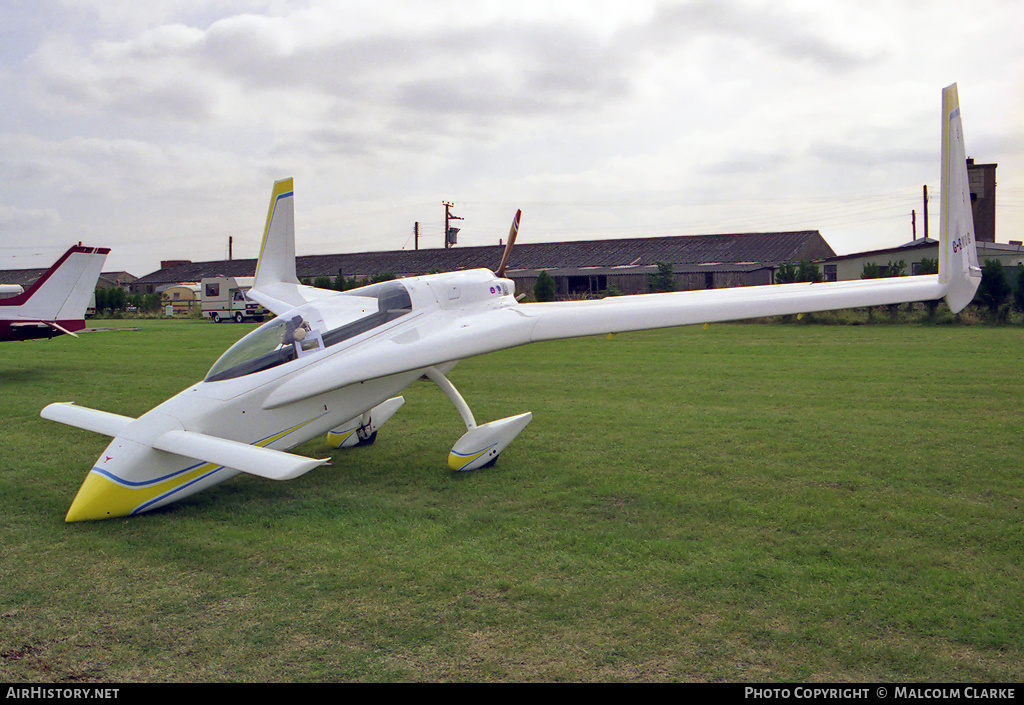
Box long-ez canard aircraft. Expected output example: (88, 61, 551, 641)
(1, 244, 109, 342)
(44, 84, 981, 522)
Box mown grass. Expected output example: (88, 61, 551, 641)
(0, 317, 1021, 682)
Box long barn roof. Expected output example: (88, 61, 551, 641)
(131, 231, 835, 287)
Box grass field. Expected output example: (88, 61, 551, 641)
(1, 317, 1021, 682)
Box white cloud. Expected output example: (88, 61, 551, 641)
(2, 0, 1022, 274)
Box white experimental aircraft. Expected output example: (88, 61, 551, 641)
(44, 84, 981, 522)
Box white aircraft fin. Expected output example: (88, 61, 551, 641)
(3, 245, 109, 333)
(254, 178, 298, 288)
(249, 177, 335, 315)
(939, 83, 983, 312)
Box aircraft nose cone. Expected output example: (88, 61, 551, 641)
(65, 437, 172, 522)
(65, 434, 236, 522)
(65, 470, 128, 522)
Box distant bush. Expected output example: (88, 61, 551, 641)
(1013, 264, 1024, 312)
(647, 262, 676, 292)
(534, 271, 556, 302)
(975, 259, 1011, 322)
(775, 261, 822, 283)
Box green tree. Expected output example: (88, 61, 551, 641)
(534, 271, 556, 302)
(1014, 264, 1024, 312)
(883, 259, 907, 277)
(796, 260, 823, 283)
(918, 257, 941, 318)
(975, 259, 1010, 319)
(777, 261, 822, 284)
(143, 293, 162, 313)
(647, 262, 676, 292)
(775, 262, 799, 284)
(105, 286, 126, 313)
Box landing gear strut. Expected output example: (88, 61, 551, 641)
(424, 366, 532, 471)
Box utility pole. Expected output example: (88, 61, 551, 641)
(444, 202, 463, 249)
(923, 185, 929, 240)
(414, 222, 419, 251)
(912, 209, 916, 240)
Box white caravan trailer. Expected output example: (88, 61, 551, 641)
(201, 277, 267, 323)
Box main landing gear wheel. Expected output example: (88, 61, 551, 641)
(326, 398, 404, 450)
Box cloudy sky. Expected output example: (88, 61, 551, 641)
(2, 0, 1022, 277)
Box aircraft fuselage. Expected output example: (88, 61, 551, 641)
(64, 268, 517, 520)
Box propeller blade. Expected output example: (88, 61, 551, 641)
(496, 209, 521, 277)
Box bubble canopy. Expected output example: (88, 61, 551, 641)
(205, 281, 413, 382)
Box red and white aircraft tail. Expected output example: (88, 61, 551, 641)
(1, 245, 110, 341)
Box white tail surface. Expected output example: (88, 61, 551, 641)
(247, 177, 336, 315)
(6, 245, 109, 323)
(939, 83, 983, 312)
(253, 178, 298, 289)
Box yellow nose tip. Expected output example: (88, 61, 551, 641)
(65, 471, 133, 522)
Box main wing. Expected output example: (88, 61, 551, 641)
(260, 270, 952, 409)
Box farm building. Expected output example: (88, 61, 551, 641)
(821, 238, 1024, 282)
(130, 224, 1021, 306)
(130, 230, 837, 301)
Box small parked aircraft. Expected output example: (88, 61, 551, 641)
(1, 244, 110, 342)
(44, 84, 981, 521)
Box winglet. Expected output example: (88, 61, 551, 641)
(247, 178, 335, 315)
(939, 83, 982, 313)
(253, 178, 298, 290)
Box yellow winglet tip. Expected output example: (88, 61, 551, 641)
(447, 449, 489, 471)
